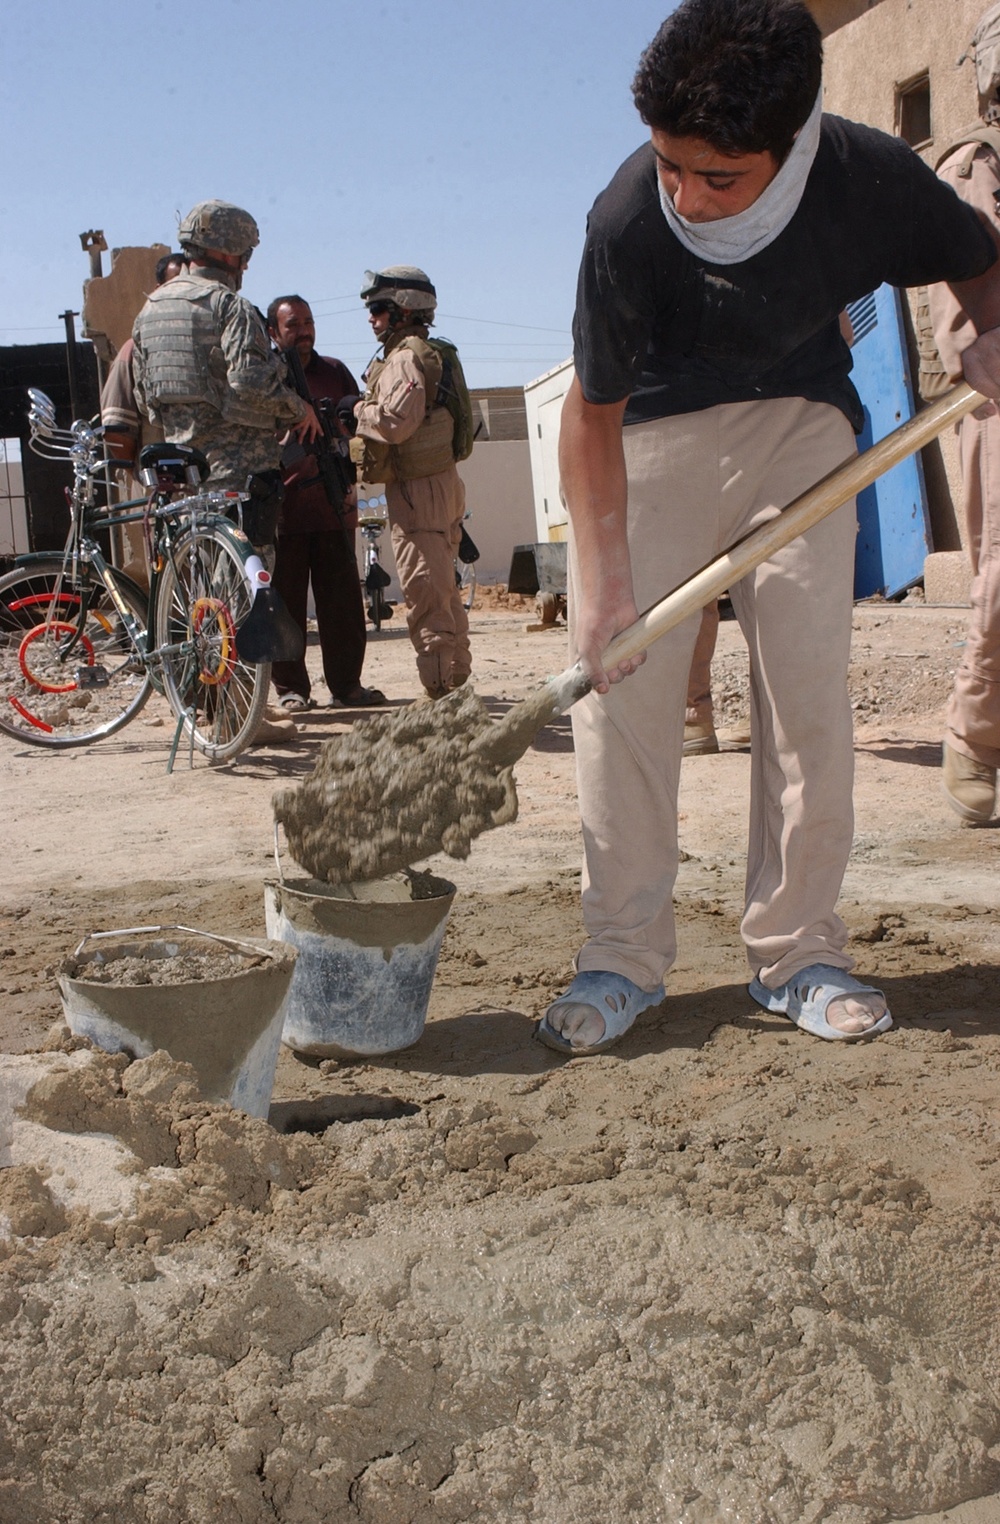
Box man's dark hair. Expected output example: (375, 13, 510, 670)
(267, 293, 310, 329)
(154, 251, 187, 285)
(632, 0, 822, 162)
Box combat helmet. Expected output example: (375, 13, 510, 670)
(178, 201, 260, 258)
(360, 266, 437, 315)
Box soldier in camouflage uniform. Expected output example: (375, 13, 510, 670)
(132, 200, 320, 542)
(132, 201, 321, 743)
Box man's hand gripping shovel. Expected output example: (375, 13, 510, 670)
(531, 383, 987, 728)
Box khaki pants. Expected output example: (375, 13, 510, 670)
(569, 396, 858, 992)
(388, 466, 472, 694)
(685, 600, 720, 724)
(944, 410, 1000, 770)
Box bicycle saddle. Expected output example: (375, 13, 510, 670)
(138, 443, 211, 486)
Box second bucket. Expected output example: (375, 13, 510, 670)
(264, 870, 456, 1058)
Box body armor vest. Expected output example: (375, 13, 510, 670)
(134, 273, 275, 429)
(356, 330, 455, 483)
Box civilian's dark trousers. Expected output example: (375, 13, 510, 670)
(271, 529, 366, 701)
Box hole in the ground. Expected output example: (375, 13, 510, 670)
(268, 1094, 421, 1134)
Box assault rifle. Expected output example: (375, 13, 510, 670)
(280, 345, 356, 523)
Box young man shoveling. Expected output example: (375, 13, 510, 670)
(538, 0, 1000, 1054)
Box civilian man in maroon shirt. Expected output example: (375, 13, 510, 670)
(266, 294, 386, 709)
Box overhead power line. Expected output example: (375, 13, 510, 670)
(307, 297, 569, 336)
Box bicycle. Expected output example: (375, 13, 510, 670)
(357, 497, 394, 631)
(0, 389, 275, 764)
(456, 516, 479, 613)
(357, 499, 478, 629)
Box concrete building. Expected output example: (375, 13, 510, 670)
(810, 0, 988, 600)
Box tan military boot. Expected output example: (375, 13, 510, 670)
(942, 741, 996, 823)
(683, 719, 720, 756)
(250, 704, 298, 746)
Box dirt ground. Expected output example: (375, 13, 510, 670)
(2, 593, 1000, 1524)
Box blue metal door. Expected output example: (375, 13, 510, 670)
(846, 283, 931, 599)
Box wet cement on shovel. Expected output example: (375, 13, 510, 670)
(273, 681, 576, 883)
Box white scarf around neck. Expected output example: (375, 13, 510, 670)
(657, 89, 823, 265)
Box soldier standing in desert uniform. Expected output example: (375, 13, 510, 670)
(930, 3, 1000, 824)
(353, 266, 473, 700)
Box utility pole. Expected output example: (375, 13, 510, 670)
(79, 230, 109, 393)
(59, 309, 80, 419)
(79, 229, 107, 280)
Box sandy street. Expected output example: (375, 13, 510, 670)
(1, 595, 999, 1524)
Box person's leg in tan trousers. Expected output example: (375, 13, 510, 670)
(684, 600, 721, 752)
(555, 395, 886, 1050)
(388, 470, 472, 698)
(942, 409, 1000, 820)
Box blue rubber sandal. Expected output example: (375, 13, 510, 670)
(749, 962, 892, 1042)
(535, 970, 665, 1056)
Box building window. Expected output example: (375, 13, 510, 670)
(896, 74, 931, 148)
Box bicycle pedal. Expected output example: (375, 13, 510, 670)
(77, 665, 111, 689)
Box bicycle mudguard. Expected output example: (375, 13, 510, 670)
(235, 583, 304, 664)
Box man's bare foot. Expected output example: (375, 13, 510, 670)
(825, 989, 888, 1035)
(545, 997, 610, 1050)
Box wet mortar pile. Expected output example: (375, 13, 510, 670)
(70, 950, 253, 986)
(2, 603, 1000, 1524)
(272, 682, 566, 883)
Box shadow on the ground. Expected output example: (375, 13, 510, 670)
(320, 966, 1000, 1078)
(855, 740, 942, 768)
(270, 1092, 421, 1132)
(875, 964, 1000, 1031)
(342, 987, 736, 1078)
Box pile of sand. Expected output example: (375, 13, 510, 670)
(3, 1021, 1000, 1524)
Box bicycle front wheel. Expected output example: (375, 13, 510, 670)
(0, 558, 151, 748)
(153, 524, 270, 762)
(458, 558, 476, 612)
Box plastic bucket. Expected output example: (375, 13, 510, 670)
(57, 925, 297, 1119)
(264, 870, 456, 1057)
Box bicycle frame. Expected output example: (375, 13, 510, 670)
(3, 391, 272, 763)
(13, 487, 257, 683)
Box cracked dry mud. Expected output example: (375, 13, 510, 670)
(2, 600, 1000, 1524)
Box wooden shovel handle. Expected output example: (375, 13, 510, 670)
(601, 382, 984, 675)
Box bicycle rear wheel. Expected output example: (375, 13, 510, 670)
(154, 524, 270, 762)
(0, 558, 151, 747)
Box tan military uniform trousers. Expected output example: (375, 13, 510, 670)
(388, 465, 472, 695)
(569, 395, 859, 993)
(928, 143, 1000, 770)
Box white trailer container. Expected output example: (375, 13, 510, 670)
(511, 359, 574, 622)
(524, 358, 573, 543)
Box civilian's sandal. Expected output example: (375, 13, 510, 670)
(535, 970, 665, 1056)
(749, 962, 892, 1041)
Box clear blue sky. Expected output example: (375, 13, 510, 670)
(2, 0, 677, 392)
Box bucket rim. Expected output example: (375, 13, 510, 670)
(263, 870, 457, 906)
(61, 927, 296, 985)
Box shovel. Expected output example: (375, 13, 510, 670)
(276, 383, 985, 883)
(478, 380, 986, 763)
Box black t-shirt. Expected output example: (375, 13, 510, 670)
(573, 115, 997, 431)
